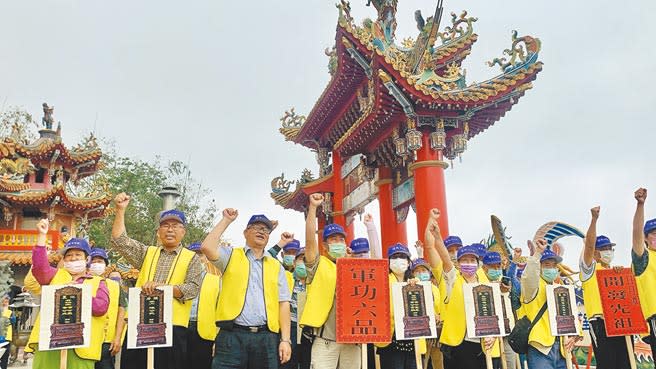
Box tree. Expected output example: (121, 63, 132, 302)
(0, 106, 38, 143)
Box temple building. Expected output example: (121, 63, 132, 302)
(0, 104, 112, 284)
(271, 1, 542, 253)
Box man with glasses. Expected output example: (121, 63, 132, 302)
(110, 192, 203, 369)
(201, 209, 292, 369)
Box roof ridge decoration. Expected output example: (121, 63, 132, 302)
(487, 30, 542, 73)
(279, 108, 306, 141)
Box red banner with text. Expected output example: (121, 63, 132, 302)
(597, 268, 648, 336)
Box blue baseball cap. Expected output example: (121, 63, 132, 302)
(159, 209, 187, 226)
(644, 218, 656, 236)
(350, 238, 370, 254)
(89, 248, 109, 264)
(247, 214, 274, 230)
(444, 236, 463, 249)
(187, 242, 202, 252)
(387, 243, 411, 258)
(482, 251, 502, 266)
(323, 223, 346, 241)
(411, 258, 431, 271)
(471, 243, 488, 258)
(62, 238, 91, 257)
(283, 239, 301, 252)
(540, 248, 563, 264)
(457, 245, 479, 261)
(595, 235, 615, 249)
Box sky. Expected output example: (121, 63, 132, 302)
(1, 0, 655, 269)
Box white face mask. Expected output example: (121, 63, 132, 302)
(389, 258, 409, 274)
(599, 250, 614, 265)
(64, 259, 87, 274)
(89, 263, 106, 276)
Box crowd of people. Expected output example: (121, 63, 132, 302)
(12, 187, 656, 369)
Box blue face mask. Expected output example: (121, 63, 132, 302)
(294, 263, 307, 279)
(328, 243, 347, 259)
(486, 269, 502, 281)
(416, 272, 431, 281)
(541, 268, 559, 283)
(283, 255, 295, 267)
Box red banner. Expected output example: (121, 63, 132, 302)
(597, 268, 648, 336)
(336, 258, 391, 343)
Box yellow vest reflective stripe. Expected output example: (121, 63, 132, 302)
(135, 246, 196, 328)
(299, 256, 336, 328)
(26, 269, 105, 360)
(635, 248, 656, 318)
(2, 309, 11, 341)
(103, 279, 120, 343)
(197, 273, 220, 340)
(216, 248, 281, 333)
(581, 263, 605, 318)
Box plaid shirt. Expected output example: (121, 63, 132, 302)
(111, 232, 202, 301)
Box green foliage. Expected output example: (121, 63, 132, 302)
(0, 106, 38, 143)
(87, 144, 217, 262)
(0, 261, 14, 297)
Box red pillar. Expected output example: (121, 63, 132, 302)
(331, 150, 354, 243)
(411, 133, 449, 240)
(376, 167, 407, 254)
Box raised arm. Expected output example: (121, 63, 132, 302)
(521, 239, 546, 303)
(633, 188, 647, 256)
(582, 206, 600, 266)
(304, 193, 324, 265)
(32, 218, 58, 285)
(363, 214, 382, 259)
(201, 208, 238, 262)
(428, 209, 452, 273)
(423, 209, 443, 270)
(111, 193, 130, 239)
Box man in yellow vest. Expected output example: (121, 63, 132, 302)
(580, 206, 631, 369)
(521, 239, 578, 369)
(302, 193, 361, 369)
(632, 187, 656, 356)
(88, 248, 125, 369)
(111, 192, 203, 369)
(186, 242, 220, 369)
(201, 208, 292, 369)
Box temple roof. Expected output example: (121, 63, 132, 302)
(2, 183, 112, 219)
(0, 251, 62, 266)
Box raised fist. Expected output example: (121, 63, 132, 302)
(36, 218, 49, 235)
(513, 247, 522, 260)
(309, 193, 324, 208)
(280, 232, 294, 244)
(222, 208, 239, 222)
(635, 188, 647, 205)
(590, 206, 600, 219)
(114, 193, 131, 211)
(534, 238, 548, 254)
(363, 213, 374, 225)
(429, 208, 440, 220)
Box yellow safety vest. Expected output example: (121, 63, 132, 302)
(103, 279, 120, 343)
(439, 271, 500, 357)
(635, 248, 656, 319)
(2, 308, 11, 341)
(522, 278, 565, 355)
(26, 269, 105, 360)
(285, 271, 294, 294)
(135, 246, 196, 328)
(197, 273, 221, 341)
(215, 248, 281, 333)
(581, 263, 605, 319)
(299, 256, 336, 328)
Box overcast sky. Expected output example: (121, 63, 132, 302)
(1, 0, 655, 269)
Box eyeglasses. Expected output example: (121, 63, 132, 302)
(160, 223, 185, 230)
(248, 225, 271, 235)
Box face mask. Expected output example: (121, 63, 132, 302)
(294, 263, 307, 279)
(599, 250, 614, 265)
(89, 263, 106, 276)
(541, 268, 559, 283)
(64, 259, 87, 274)
(449, 252, 457, 263)
(416, 271, 431, 281)
(389, 258, 409, 274)
(328, 243, 347, 259)
(460, 263, 478, 277)
(486, 269, 502, 281)
(283, 255, 295, 267)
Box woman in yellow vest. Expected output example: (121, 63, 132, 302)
(409, 258, 442, 369)
(632, 187, 656, 357)
(425, 211, 497, 369)
(521, 239, 578, 369)
(581, 206, 632, 369)
(28, 218, 109, 369)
